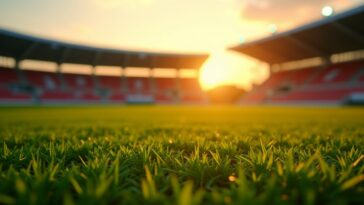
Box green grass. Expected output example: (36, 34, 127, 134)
(0, 106, 364, 205)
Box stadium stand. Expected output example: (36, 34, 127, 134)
(231, 5, 364, 105)
(239, 60, 364, 104)
(179, 78, 207, 103)
(310, 61, 362, 84)
(0, 29, 208, 104)
(153, 77, 177, 103)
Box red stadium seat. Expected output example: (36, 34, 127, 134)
(77, 92, 100, 101)
(178, 78, 205, 103)
(98, 76, 122, 91)
(127, 77, 150, 94)
(109, 93, 126, 102)
(286, 68, 317, 85)
(180, 93, 206, 103)
(0, 67, 19, 86)
(240, 60, 364, 104)
(259, 71, 292, 89)
(63, 73, 95, 90)
(180, 78, 201, 91)
(239, 90, 267, 103)
(40, 90, 100, 102)
(155, 78, 176, 91)
(258, 67, 317, 90)
(40, 90, 75, 101)
(24, 70, 61, 89)
(311, 62, 362, 84)
(154, 93, 174, 103)
(358, 71, 364, 82)
(270, 87, 364, 102)
(0, 88, 32, 101)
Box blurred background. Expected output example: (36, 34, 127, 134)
(0, 0, 364, 104)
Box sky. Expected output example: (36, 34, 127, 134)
(0, 0, 363, 90)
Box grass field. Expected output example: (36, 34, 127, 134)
(0, 106, 364, 205)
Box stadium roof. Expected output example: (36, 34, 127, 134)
(230, 4, 364, 65)
(0, 29, 208, 69)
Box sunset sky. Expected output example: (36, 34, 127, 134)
(0, 0, 363, 90)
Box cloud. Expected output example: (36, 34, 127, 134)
(240, 0, 361, 25)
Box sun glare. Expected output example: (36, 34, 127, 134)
(199, 51, 230, 90)
(199, 50, 267, 91)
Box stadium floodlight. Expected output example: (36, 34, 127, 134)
(239, 35, 245, 44)
(268, 24, 278, 34)
(322, 6, 334, 17)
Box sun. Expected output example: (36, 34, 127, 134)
(199, 51, 231, 90)
(199, 50, 269, 91)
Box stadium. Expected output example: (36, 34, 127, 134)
(232, 5, 364, 106)
(0, 1, 364, 205)
(0, 29, 208, 104)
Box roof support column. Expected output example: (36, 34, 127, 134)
(175, 68, 181, 103)
(19, 42, 38, 60)
(121, 67, 128, 94)
(322, 57, 331, 67)
(91, 66, 99, 90)
(14, 59, 20, 70)
(149, 67, 156, 97)
(56, 63, 66, 90)
(57, 48, 70, 90)
(14, 59, 27, 84)
(121, 54, 129, 96)
(14, 42, 39, 85)
(91, 51, 101, 91)
(13, 41, 41, 84)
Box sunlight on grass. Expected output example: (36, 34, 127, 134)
(0, 106, 363, 204)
